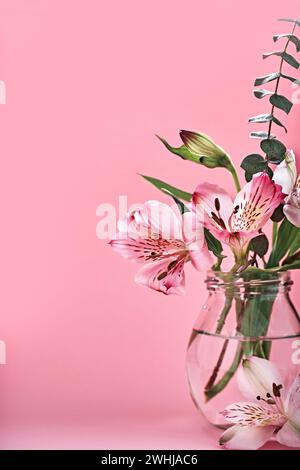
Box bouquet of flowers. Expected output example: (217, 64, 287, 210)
(110, 17, 300, 449)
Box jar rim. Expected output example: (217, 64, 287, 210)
(206, 269, 292, 288)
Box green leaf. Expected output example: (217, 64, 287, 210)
(250, 131, 276, 139)
(280, 73, 300, 85)
(288, 230, 300, 255)
(204, 228, 223, 258)
(249, 113, 273, 123)
(277, 260, 300, 271)
(241, 154, 267, 173)
(269, 94, 293, 114)
(272, 116, 288, 133)
(140, 175, 192, 201)
(254, 73, 280, 86)
(267, 219, 300, 267)
(249, 234, 269, 257)
(156, 135, 200, 164)
(271, 204, 284, 222)
(263, 51, 300, 69)
(278, 18, 300, 27)
(260, 139, 287, 163)
(169, 194, 189, 214)
(273, 33, 300, 52)
(253, 89, 273, 99)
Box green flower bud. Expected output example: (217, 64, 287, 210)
(179, 130, 233, 169)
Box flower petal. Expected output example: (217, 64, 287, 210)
(189, 241, 213, 271)
(273, 150, 297, 195)
(181, 211, 204, 245)
(285, 372, 300, 417)
(192, 182, 233, 234)
(134, 257, 186, 295)
(230, 173, 285, 233)
(110, 236, 185, 263)
(118, 201, 182, 240)
(276, 419, 300, 448)
(143, 200, 182, 240)
(283, 203, 300, 228)
(238, 356, 283, 401)
(219, 424, 275, 450)
(221, 402, 286, 427)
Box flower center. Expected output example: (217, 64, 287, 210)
(256, 382, 285, 415)
(210, 198, 227, 229)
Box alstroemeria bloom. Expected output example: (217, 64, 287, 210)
(220, 356, 300, 450)
(193, 172, 285, 261)
(110, 200, 212, 295)
(273, 150, 300, 227)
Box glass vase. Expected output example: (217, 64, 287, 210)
(186, 270, 300, 428)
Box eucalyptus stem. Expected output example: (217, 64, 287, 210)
(266, 19, 298, 142)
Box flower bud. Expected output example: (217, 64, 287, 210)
(179, 130, 233, 169)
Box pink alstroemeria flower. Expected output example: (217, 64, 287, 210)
(193, 172, 285, 261)
(273, 150, 300, 227)
(220, 356, 300, 450)
(110, 200, 212, 295)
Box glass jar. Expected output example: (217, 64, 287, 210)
(186, 270, 300, 428)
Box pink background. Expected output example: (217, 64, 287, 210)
(0, 0, 299, 450)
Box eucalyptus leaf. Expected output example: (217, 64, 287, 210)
(271, 204, 284, 222)
(273, 33, 300, 52)
(249, 234, 269, 257)
(249, 113, 273, 123)
(260, 139, 287, 163)
(245, 171, 253, 182)
(253, 89, 273, 99)
(263, 51, 300, 69)
(250, 131, 276, 139)
(241, 154, 267, 172)
(280, 73, 300, 85)
(254, 73, 280, 86)
(269, 94, 293, 114)
(140, 175, 192, 201)
(272, 116, 288, 133)
(266, 166, 274, 179)
(278, 18, 300, 27)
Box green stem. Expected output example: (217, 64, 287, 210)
(205, 344, 244, 401)
(215, 290, 233, 334)
(229, 164, 241, 192)
(203, 290, 233, 391)
(205, 291, 244, 401)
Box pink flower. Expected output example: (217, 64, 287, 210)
(193, 173, 285, 260)
(273, 150, 300, 227)
(110, 200, 212, 295)
(219, 356, 300, 450)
